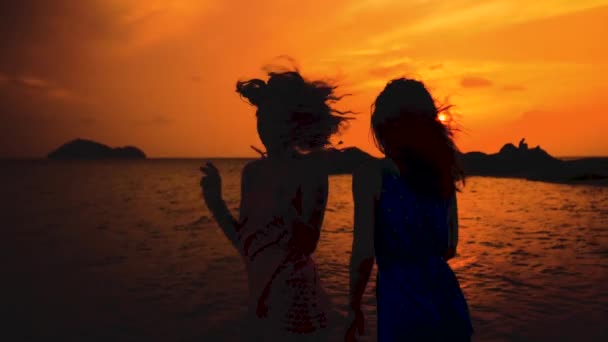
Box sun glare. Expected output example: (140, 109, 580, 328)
(438, 113, 448, 122)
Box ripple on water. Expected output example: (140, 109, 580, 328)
(5, 162, 607, 341)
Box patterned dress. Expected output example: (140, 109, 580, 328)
(374, 169, 473, 341)
(236, 187, 330, 341)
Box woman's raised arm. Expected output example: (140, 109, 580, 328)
(200, 162, 244, 252)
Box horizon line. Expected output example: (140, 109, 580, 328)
(2, 155, 608, 161)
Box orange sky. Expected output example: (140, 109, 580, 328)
(0, 0, 606, 158)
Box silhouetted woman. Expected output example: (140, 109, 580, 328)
(346, 78, 473, 341)
(200, 69, 369, 341)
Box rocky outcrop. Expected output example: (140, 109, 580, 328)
(460, 139, 607, 182)
(48, 139, 146, 159)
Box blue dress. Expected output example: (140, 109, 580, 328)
(375, 169, 473, 341)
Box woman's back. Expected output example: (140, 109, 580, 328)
(374, 167, 451, 265)
(373, 161, 472, 341)
(237, 157, 332, 339)
(240, 158, 304, 227)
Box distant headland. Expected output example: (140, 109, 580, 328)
(48, 139, 146, 160)
(460, 138, 608, 183)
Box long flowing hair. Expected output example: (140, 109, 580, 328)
(236, 67, 352, 153)
(371, 78, 464, 198)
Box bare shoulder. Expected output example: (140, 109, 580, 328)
(241, 159, 267, 185)
(242, 158, 266, 174)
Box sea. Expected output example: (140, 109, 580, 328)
(2, 159, 607, 341)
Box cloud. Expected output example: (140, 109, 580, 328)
(360, 0, 608, 47)
(14, 77, 49, 89)
(503, 84, 526, 91)
(368, 62, 415, 78)
(460, 76, 493, 88)
(0, 74, 78, 102)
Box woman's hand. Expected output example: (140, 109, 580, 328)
(200, 162, 223, 209)
(344, 308, 365, 342)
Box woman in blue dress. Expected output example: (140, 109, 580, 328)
(345, 78, 473, 341)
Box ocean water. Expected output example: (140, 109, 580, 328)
(2, 159, 607, 341)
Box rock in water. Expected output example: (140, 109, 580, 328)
(48, 139, 146, 159)
(459, 139, 607, 182)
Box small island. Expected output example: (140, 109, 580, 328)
(460, 139, 608, 183)
(48, 139, 146, 160)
